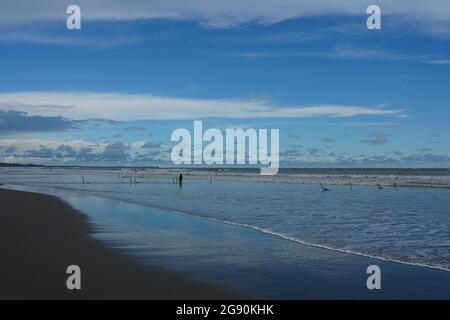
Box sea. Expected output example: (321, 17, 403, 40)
(1, 166, 450, 298)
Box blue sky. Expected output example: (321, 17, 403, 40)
(0, 1, 449, 167)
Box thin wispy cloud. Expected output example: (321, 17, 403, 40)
(429, 133, 441, 138)
(230, 46, 407, 61)
(0, 31, 139, 47)
(318, 45, 446, 64)
(123, 126, 147, 132)
(360, 131, 390, 146)
(230, 45, 450, 65)
(330, 44, 410, 61)
(425, 59, 450, 65)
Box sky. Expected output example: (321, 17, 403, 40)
(0, 0, 449, 167)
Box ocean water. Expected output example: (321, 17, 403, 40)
(1, 166, 450, 274)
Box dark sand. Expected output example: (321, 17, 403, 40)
(0, 189, 242, 299)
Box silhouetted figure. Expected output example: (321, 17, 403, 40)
(179, 173, 183, 185)
(82, 176, 85, 185)
(349, 183, 353, 190)
(320, 183, 330, 192)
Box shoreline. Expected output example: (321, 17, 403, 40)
(0, 189, 244, 299)
(2, 167, 450, 189)
(2, 186, 450, 299)
(8, 183, 450, 274)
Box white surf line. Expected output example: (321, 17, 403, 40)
(3, 183, 449, 273)
(162, 208, 450, 273)
(52, 186, 450, 273)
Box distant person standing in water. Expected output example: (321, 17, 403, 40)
(179, 173, 183, 185)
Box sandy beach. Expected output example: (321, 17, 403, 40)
(0, 189, 242, 300)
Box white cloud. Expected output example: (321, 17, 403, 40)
(130, 140, 147, 151)
(1, 1, 450, 29)
(0, 92, 406, 121)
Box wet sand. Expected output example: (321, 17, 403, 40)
(0, 189, 242, 299)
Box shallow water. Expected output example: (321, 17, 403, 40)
(1, 167, 450, 273)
